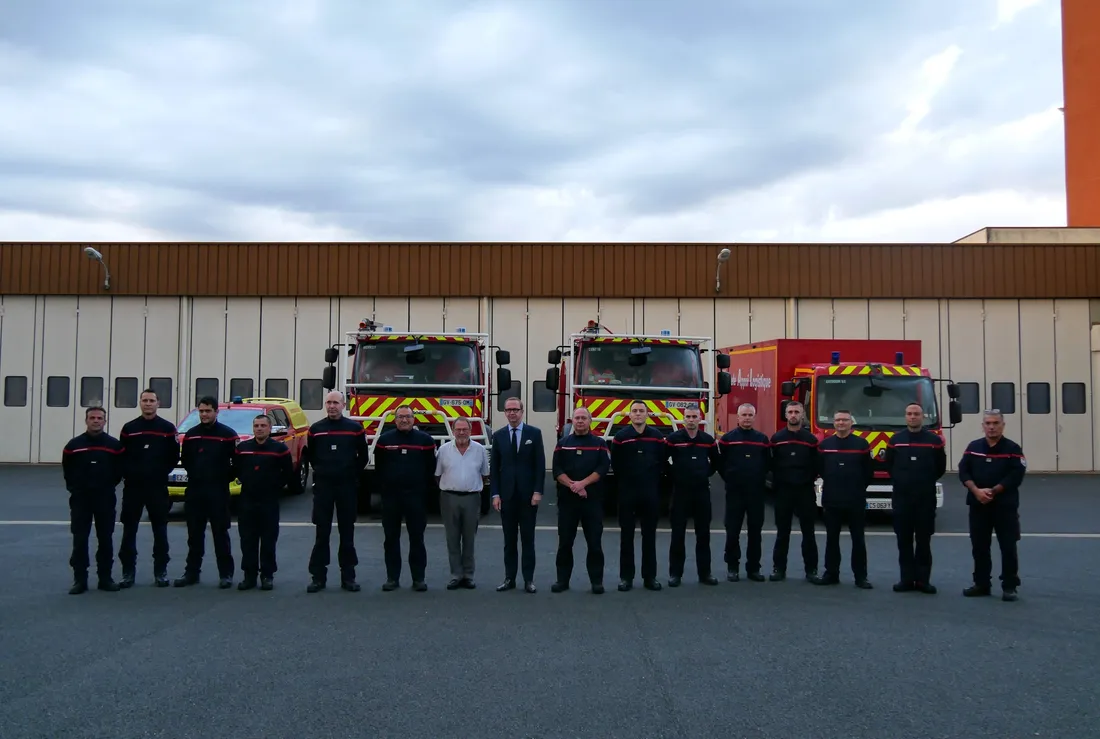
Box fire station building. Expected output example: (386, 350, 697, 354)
(0, 230, 1098, 473)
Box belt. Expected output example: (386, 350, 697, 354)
(442, 489, 481, 496)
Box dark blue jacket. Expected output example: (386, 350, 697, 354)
(62, 432, 125, 496)
(817, 433, 874, 507)
(180, 421, 238, 491)
(235, 438, 299, 501)
(304, 416, 369, 485)
(718, 427, 771, 492)
(490, 424, 546, 504)
(119, 415, 179, 486)
(552, 432, 611, 498)
(611, 425, 667, 490)
(884, 428, 947, 494)
(375, 427, 437, 494)
(958, 436, 1026, 507)
(769, 427, 820, 489)
(664, 429, 718, 489)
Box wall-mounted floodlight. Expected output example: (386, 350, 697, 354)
(715, 248, 731, 293)
(83, 246, 111, 291)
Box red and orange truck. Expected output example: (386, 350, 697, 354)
(712, 338, 962, 511)
(322, 319, 512, 513)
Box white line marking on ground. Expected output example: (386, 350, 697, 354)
(1, 521, 1097, 538)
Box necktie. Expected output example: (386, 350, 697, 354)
(512, 427, 519, 454)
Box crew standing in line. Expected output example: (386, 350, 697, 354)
(435, 417, 490, 590)
(718, 403, 771, 582)
(665, 403, 719, 587)
(768, 401, 820, 582)
(375, 405, 436, 592)
(234, 414, 300, 591)
(117, 388, 180, 588)
(304, 390, 369, 593)
(611, 400, 668, 592)
(958, 410, 1027, 602)
(62, 406, 125, 594)
(551, 406, 611, 594)
(490, 397, 545, 593)
(174, 396, 238, 589)
(812, 410, 874, 589)
(884, 402, 947, 594)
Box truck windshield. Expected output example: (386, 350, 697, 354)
(353, 341, 481, 389)
(814, 375, 939, 430)
(577, 343, 703, 399)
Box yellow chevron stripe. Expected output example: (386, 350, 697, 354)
(827, 365, 839, 374)
(840, 365, 857, 375)
(881, 366, 893, 375)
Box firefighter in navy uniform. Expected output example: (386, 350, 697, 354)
(374, 404, 437, 592)
(958, 410, 1027, 602)
(62, 406, 125, 594)
(551, 406, 611, 595)
(175, 396, 238, 589)
(234, 414, 300, 591)
(611, 400, 669, 592)
(883, 402, 947, 594)
(768, 400, 821, 582)
(304, 390, 370, 593)
(117, 388, 180, 588)
(717, 403, 771, 582)
(812, 409, 874, 589)
(665, 403, 719, 587)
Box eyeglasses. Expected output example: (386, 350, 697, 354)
(505, 408, 522, 413)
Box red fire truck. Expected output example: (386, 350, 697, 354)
(543, 320, 733, 509)
(712, 338, 962, 511)
(322, 319, 512, 514)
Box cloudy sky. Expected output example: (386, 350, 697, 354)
(0, 0, 1067, 243)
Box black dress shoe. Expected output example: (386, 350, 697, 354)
(306, 578, 326, 593)
(551, 581, 569, 593)
(805, 568, 819, 581)
(699, 574, 719, 586)
(1002, 588, 1018, 602)
(98, 578, 121, 592)
(413, 581, 428, 592)
(447, 579, 460, 590)
(769, 569, 786, 582)
(154, 573, 169, 588)
(382, 580, 399, 592)
(591, 583, 605, 594)
(811, 574, 840, 586)
(341, 579, 361, 592)
(174, 575, 199, 588)
(668, 576, 682, 587)
(218, 577, 233, 589)
(119, 571, 136, 589)
(963, 584, 991, 597)
(460, 578, 476, 589)
(260, 577, 274, 591)
(746, 571, 765, 582)
(855, 579, 873, 590)
(916, 582, 937, 595)
(643, 579, 662, 591)
(618, 579, 632, 592)
(893, 581, 916, 593)
(496, 579, 516, 592)
(238, 577, 257, 591)
(69, 580, 88, 595)
(727, 570, 740, 582)
(524, 582, 537, 594)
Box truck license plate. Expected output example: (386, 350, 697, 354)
(169, 469, 188, 484)
(866, 500, 892, 510)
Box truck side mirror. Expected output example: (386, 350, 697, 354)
(949, 399, 962, 425)
(495, 349, 511, 365)
(547, 349, 562, 365)
(717, 371, 732, 395)
(324, 347, 339, 364)
(322, 366, 336, 390)
(716, 353, 731, 370)
(781, 381, 796, 397)
(946, 382, 960, 399)
(496, 367, 512, 391)
(545, 367, 560, 393)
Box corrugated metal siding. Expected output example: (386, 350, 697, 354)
(1, 242, 1099, 298)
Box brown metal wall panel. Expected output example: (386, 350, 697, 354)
(1, 241, 1099, 299)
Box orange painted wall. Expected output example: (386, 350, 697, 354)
(1062, 0, 1100, 227)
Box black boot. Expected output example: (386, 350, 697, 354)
(174, 574, 199, 587)
(260, 577, 274, 591)
(963, 584, 991, 597)
(306, 577, 326, 593)
(238, 575, 257, 591)
(98, 577, 121, 592)
(69, 577, 88, 595)
(154, 572, 170, 588)
(769, 569, 786, 582)
(119, 570, 136, 589)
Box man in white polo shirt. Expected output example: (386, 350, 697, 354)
(435, 417, 490, 590)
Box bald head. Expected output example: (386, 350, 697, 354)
(325, 390, 346, 419)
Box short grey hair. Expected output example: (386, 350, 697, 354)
(737, 403, 756, 414)
(982, 409, 1004, 422)
(452, 417, 472, 430)
(572, 406, 592, 420)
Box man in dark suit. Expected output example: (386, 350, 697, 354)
(490, 397, 545, 593)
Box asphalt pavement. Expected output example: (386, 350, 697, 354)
(1, 464, 1099, 739)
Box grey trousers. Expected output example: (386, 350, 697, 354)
(441, 491, 480, 579)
